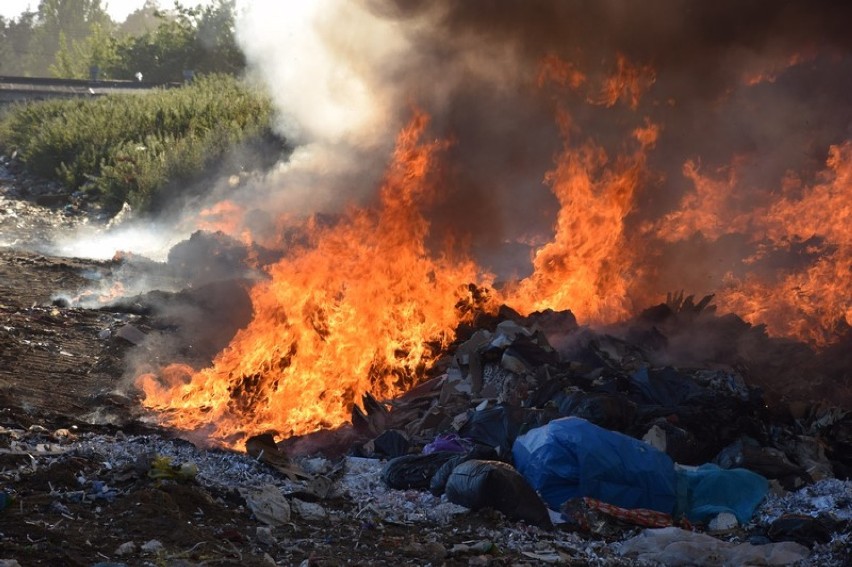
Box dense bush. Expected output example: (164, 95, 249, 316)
(0, 74, 282, 212)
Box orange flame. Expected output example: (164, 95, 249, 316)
(538, 53, 655, 110)
(138, 111, 485, 447)
(506, 119, 658, 322)
(589, 53, 656, 109)
(505, 55, 659, 322)
(647, 158, 752, 242)
(196, 200, 255, 249)
(715, 143, 852, 344)
(73, 280, 127, 306)
(645, 141, 851, 345)
(196, 200, 246, 235)
(537, 53, 587, 90)
(742, 51, 815, 86)
(138, 53, 852, 448)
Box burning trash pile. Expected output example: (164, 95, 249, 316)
(344, 295, 852, 564)
(125, 0, 852, 455)
(2, 283, 852, 565)
(29, 208, 849, 564)
(4, 0, 852, 564)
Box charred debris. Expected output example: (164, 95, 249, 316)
(1, 227, 851, 565)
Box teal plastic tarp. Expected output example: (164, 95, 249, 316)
(675, 463, 769, 523)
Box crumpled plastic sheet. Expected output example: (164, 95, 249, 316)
(238, 483, 291, 526)
(618, 526, 811, 566)
(691, 369, 751, 400)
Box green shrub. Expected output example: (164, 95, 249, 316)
(0, 74, 281, 213)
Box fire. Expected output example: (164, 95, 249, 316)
(506, 56, 658, 323)
(507, 117, 658, 323)
(640, 142, 851, 346)
(138, 111, 485, 447)
(742, 51, 815, 86)
(71, 280, 127, 307)
(714, 143, 852, 345)
(518, 55, 851, 344)
(589, 54, 656, 110)
(537, 54, 587, 90)
(196, 200, 246, 235)
(648, 159, 749, 243)
(537, 53, 655, 110)
(137, 50, 852, 447)
(196, 200, 254, 249)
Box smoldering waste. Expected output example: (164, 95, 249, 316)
(2, 239, 851, 566)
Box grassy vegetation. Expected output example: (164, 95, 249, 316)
(0, 74, 281, 213)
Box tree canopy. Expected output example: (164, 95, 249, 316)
(0, 0, 245, 81)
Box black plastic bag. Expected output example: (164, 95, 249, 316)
(429, 445, 500, 496)
(629, 366, 704, 408)
(557, 391, 636, 432)
(382, 452, 458, 490)
(429, 454, 469, 496)
(714, 437, 809, 489)
(444, 459, 553, 529)
(767, 514, 833, 547)
(458, 405, 521, 456)
(373, 430, 410, 458)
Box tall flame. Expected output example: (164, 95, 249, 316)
(643, 141, 851, 345)
(649, 158, 750, 243)
(507, 115, 658, 322)
(137, 50, 852, 447)
(507, 55, 658, 322)
(139, 111, 484, 446)
(715, 143, 852, 344)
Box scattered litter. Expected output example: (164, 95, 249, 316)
(239, 484, 291, 526)
(291, 499, 327, 521)
(246, 433, 310, 481)
(114, 324, 146, 345)
(148, 455, 198, 481)
(140, 539, 163, 554)
(114, 541, 135, 556)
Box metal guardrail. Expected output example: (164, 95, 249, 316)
(0, 76, 180, 103)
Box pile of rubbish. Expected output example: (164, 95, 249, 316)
(3, 277, 851, 564)
(346, 298, 852, 565)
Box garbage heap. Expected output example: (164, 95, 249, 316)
(349, 295, 852, 565)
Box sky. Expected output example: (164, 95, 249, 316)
(0, 1, 215, 22)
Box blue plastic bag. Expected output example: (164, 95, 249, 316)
(675, 463, 768, 523)
(512, 417, 677, 513)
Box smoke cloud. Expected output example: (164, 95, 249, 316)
(117, 0, 852, 441)
(230, 0, 852, 297)
(50, 0, 843, 356)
